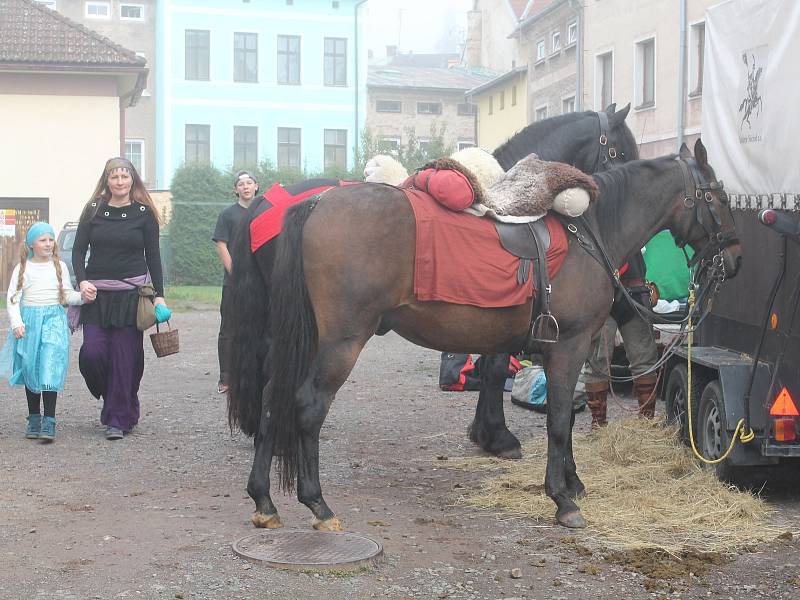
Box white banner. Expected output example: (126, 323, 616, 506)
(702, 0, 800, 199)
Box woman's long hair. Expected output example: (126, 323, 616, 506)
(82, 157, 161, 224)
(11, 240, 66, 306)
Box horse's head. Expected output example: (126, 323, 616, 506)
(583, 103, 639, 172)
(669, 139, 742, 278)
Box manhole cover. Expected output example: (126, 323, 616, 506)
(232, 529, 383, 570)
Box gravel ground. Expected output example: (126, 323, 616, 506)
(1, 309, 799, 600)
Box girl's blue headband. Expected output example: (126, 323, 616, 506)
(25, 222, 56, 258)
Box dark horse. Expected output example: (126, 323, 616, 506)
(248, 140, 741, 530)
(227, 104, 639, 461)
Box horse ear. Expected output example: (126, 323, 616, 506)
(604, 103, 617, 115)
(609, 103, 631, 126)
(694, 138, 708, 168)
(678, 142, 692, 159)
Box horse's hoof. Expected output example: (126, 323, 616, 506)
(557, 510, 587, 529)
(252, 512, 283, 529)
(312, 516, 343, 532)
(496, 447, 523, 460)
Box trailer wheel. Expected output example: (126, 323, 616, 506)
(697, 380, 735, 481)
(664, 364, 704, 444)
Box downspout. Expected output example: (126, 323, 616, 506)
(119, 100, 126, 156)
(354, 0, 368, 164)
(676, 0, 687, 148)
(571, 0, 583, 110)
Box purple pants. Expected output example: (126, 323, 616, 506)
(79, 325, 144, 432)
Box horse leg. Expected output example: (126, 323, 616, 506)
(543, 339, 589, 528)
(295, 338, 369, 531)
(247, 384, 281, 529)
(468, 353, 522, 459)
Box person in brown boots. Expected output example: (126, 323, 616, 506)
(582, 253, 660, 429)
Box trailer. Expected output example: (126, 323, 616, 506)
(660, 0, 800, 479)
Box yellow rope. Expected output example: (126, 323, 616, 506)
(686, 288, 754, 464)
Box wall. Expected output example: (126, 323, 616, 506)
(0, 73, 121, 232)
(157, 0, 365, 187)
(473, 71, 528, 150)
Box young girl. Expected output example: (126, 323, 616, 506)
(1, 222, 85, 441)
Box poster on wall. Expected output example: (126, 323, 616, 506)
(0, 209, 16, 237)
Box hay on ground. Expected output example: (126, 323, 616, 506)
(453, 418, 780, 554)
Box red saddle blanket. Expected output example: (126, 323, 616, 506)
(405, 188, 568, 308)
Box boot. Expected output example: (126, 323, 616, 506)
(585, 381, 609, 429)
(25, 414, 41, 439)
(39, 416, 56, 442)
(634, 374, 659, 418)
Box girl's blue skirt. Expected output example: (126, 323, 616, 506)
(0, 304, 70, 393)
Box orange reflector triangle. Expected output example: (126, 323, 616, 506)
(770, 387, 799, 416)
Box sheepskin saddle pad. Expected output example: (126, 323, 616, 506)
(467, 154, 599, 223)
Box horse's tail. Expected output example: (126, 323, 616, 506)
(267, 200, 318, 491)
(227, 205, 269, 437)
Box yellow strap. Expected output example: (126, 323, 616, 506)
(686, 288, 754, 464)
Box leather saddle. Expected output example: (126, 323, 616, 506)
(494, 219, 559, 347)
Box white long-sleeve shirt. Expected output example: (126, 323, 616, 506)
(6, 260, 83, 329)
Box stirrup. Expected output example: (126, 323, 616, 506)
(530, 312, 559, 343)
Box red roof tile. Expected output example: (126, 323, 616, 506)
(0, 0, 145, 67)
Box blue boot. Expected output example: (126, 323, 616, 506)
(25, 414, 41, 439)
(39, 416, 56, 442)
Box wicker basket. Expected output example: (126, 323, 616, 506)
(149, 321, 179, 357)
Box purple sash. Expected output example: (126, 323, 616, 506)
(68, 274, 149, 332)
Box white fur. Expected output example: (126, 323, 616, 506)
(363, 154, 409, 186)
(449, 147, 504, 191)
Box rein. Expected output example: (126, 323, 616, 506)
(593, 111, 622, 172)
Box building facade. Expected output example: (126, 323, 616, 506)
(366, 59, 494, 154)
(516, 0, 580, 124)
(38, 0, 157, 187)
(465, 0, 530, 72)
(583, 0, 714, 157)
(0, 0, 146, 289)
(156, 0, 367, 188)
(466, 66, 527, 150)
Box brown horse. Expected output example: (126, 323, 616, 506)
(247, 139, 741, 530)
(227, 104, 639, 462)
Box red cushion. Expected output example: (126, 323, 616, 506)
(411, 168, 475, 211)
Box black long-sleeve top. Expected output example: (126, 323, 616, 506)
(73, 200, 164, 296)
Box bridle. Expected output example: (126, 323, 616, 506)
(673, 155, 739, 269)
(593, 111, 624, 173)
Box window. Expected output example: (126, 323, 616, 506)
(597, 51, 613, 110)
(324, 37, 347, 86)
(635, 38, 655, 108)
(552, 31, 561, 53)
(689, 22, 705, 96)
(511, 86, 517, 106)
(234, 32, 258, 83)
(234, 126, 258, 166)
(376, 100, 401, 113)
(418, 138, 431, 153)
(499, 91, 505, 110)
(417, 102, 441, 115)
(535, 105, 548, 121)
(125, 139, 144, 178)
(562, 96, 576, 113)
(488, 96, 493, 115)
(380, 137, 400, 154)
(457, 102, 476, 116)
(35, 0, 56, 9)
(324, 129, 347, 169)
(277, 127, 301, 169)
(185, 125, 210, 163)
(185, 30, 210, 81)
(458, 141, 475, 151)
(120, 4, 144, 20)
(536, 40, 546, 61)
(567, 22, 577, 45)
(85, 1, 110, 18)
(277, 35, 301, 85)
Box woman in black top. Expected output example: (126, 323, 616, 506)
(72, 157, 166, 440)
